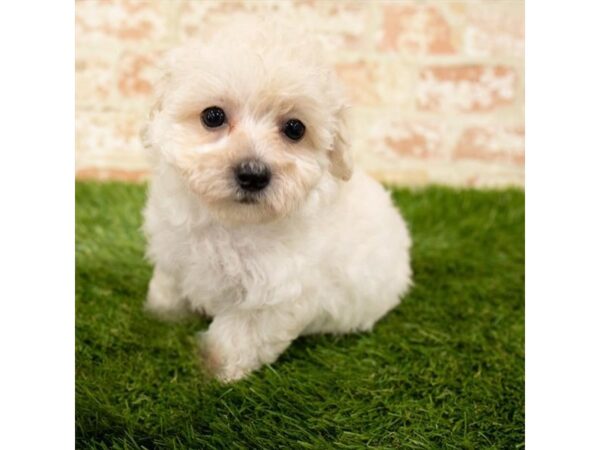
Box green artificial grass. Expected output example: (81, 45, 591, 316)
(76, 182, 524, 449)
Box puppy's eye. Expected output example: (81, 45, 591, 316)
(201, 106, 226, 128)
(282, 119, 305, 141)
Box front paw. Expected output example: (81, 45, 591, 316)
(196, 332, 252, 383)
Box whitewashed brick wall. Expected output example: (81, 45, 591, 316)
(76, 0, 524, 187)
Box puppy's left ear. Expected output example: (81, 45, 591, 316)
(328, 106, 353, 181)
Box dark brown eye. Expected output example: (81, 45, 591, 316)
(201, 106, 226, 128)
(282, 119, 305, 141)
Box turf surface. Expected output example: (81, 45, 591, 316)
(76, 182, 524, 449)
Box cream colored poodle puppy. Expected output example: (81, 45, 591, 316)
(142, 20, 412, 382)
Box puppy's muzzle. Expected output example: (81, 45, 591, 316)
(234, 159, 271, 192)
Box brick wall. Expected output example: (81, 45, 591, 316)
(75, 0, 524, 187)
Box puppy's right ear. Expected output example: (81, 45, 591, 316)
(140, 73, 168, 152)
(140, 49, 179, 152)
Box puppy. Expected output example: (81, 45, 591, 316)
(142, 20, 412, 382)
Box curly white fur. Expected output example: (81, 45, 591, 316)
(142, 19, 412, 382)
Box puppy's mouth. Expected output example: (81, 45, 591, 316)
(234, 191, 262, 205)
(238, 195, 259, 204)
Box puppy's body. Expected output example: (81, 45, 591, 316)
(143, 21, 412, 381)
(145, 164, 411, 329)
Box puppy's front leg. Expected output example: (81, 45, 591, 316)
(198, 302, 314, 382)
(145, 267, 188, 320)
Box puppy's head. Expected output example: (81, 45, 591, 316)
(143, 20, 352, 224)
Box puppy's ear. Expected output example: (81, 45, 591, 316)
(140, 73, 168, 152)
(140, 48, 179, 152)
(328, 106, 353, 181)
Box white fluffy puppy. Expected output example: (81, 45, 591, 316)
(142, 21, 412, 382)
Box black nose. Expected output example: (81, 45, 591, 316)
(234, 159, 271, 192)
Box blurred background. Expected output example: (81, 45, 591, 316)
(75, 0, 524, 187)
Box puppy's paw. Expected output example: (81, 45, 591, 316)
(196, 332, 252, 383)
